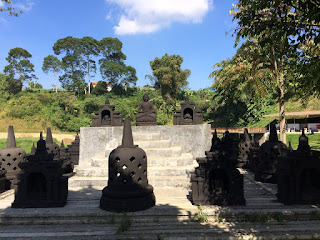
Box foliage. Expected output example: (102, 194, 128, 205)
(3, 47, 37, 88)
(0, 0, 23, 16)
(42, 55, 62, 92)
(116, 213, 131, 234)
(99, 37, 137, 87)
(0, 74, 22, 99)
(150, 54, 190, 105)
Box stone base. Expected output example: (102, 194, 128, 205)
(136, 122, 157, 126)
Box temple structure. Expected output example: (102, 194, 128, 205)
(100, 118, 156, 212)
(255, 123, 287, 183)
(191, 130, 245, 206)
(0, 126, 26, 189)
(173, 97, 203, 125)
(277, 130, 320, 204)
(68, 133, 80, 165)
(12, 132, 68, 208)
(136, 93, 157, 126)
(59, 141, 74, 175)
(46, 128, 60, 160)
(92, 97, 122, 127)
(237, 129, 252, 168)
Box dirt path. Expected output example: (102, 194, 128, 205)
(0, 133, 76, 144)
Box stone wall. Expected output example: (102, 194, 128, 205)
(79, 124, 211, 167)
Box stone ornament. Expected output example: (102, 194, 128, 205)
(237, 128, 252, 168)
(12, 132, 68, 208)
(277, 130, 320, 204)
(191, 129, 245, 206)
(0, 126, 26, 189)
(46, 127, 60, 160)
(136, 93, 157, 126)
(173, 96, 203, 125)
(255, 122, 287, 183)
(100, 118, 156, 212)
(0, 160, 6, 193)
(67, 133, 80, 165)
(92, 97, 122, 127)
(59, 141, 74, 175)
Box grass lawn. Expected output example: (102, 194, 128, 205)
(286, 133, 320, 151)
(0, 137, 62, 154)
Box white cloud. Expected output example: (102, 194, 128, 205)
(0, 1, 4, 7)
(14, 1, 35, 12)
(106, 0, 213, 35)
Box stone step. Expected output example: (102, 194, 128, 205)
(75, 164, 195, 178)
(68, 175, 191, 189)
(146, 146, 182, 158)
(132, 131, 162, 141)
(91, 153, 195, 168)
(135, 139, 172, 149)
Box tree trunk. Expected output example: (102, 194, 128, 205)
(279, 71, 286, 144)
(53, 70, 57, 93)
(88, 63, 91, 94)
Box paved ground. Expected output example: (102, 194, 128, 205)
(0, 170, 320, 239)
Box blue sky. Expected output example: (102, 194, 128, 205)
(0, 0, 238, 90)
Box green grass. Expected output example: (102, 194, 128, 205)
(0, 137, 62, 154)
(273, 133, 320, 151)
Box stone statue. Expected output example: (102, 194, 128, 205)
(173, 96, 203, 125)
(136, 93, 157, 126)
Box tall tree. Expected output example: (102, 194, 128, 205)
(3, 47, 36, 88)
(42, 55, 62, 93)
(78, 37, 100, 94)
(53, 36, 86, 95)
(150, 54, 190, 104)
(0, 0, 22, 16)
(99, 37, 137, 86)
(230, 0, 320, 144)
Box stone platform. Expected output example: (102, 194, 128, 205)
(0, 170, 320, 239)
(70, 124, 211, 189)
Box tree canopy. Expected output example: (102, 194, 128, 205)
(42, 55, 62, 93)
(0, 0, 23, 16)
(150, 54, 190, 104)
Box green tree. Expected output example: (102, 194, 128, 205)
(0, 73, 22, 99)
(42, 55, 62, 93)
(53, 36, 86, 95)
(3, 47, 36, 88)
(230, 0, 320, 144)
(99, 37, 137, 87)
(150, 53, 190, 104)
(0, 0, 22, 16)
(78, 37, 100, 94)
(92, 81, 108, 95)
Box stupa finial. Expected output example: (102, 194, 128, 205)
(105, 97, 110, 105)
(244, 128, 250, 141)
(6, 126, 17, 148)
(121, 118, 134, 147)
(269, 122, 278, 142)
(46, 127, 54, 144)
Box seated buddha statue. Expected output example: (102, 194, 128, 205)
(136, 93, 157, 126)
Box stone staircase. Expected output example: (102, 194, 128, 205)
(69, 130, 198, 189)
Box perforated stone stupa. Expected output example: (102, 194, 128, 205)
(0, 161, 6, 193)
(68, 133, 80, 165)
(12, 132, 68, 208)
(173, 96, 203, 125)
(255, 123, 287, 183)
(46, 128, 60, 160)
(100, 118, 156, 212)
(0, 126, 26, 189)
(92, 97, 122, 127)
(191, 130, 245, 206)
(277, 130, 320, 204)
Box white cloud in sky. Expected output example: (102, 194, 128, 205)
(14, 1, 35, 12)
(106, 0, 213, 35)
(0, 1, 4, 7)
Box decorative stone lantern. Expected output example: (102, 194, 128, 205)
(277, 130, 320, 204)
(67, 133, 80, 165)
(12, 132, 68, 208)
(100, 118, 156, 212)
(173, 96, 203, 125)
(92, 97, 122, 127)
(237, 128, 252, 168)
(136, 93, 157, 126)
(255, 123, 287, 183)
(0, 126, 26, 189)
(191, 130, 245, 206)
(46, 128, 60, 160)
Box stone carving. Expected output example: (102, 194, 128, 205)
(237, 129, 252, 168)
(0, 126, 26, 189)
(92, 97, 122, 127)
(46, 128, 60, 160)
(59, 141, 74, 175)
(191, 130, 245, 206)
(100, 118, 156, 212)
(67, 133, 80, 165)
(12, 132, 68, 208)
(255, 123, 287, 183)
(0, 160, 6, 193)
(173, 96, 203, 125)
(277, 130, 320, 204)
(248, 134, 260, 173)
(136, 93, 157, 126)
